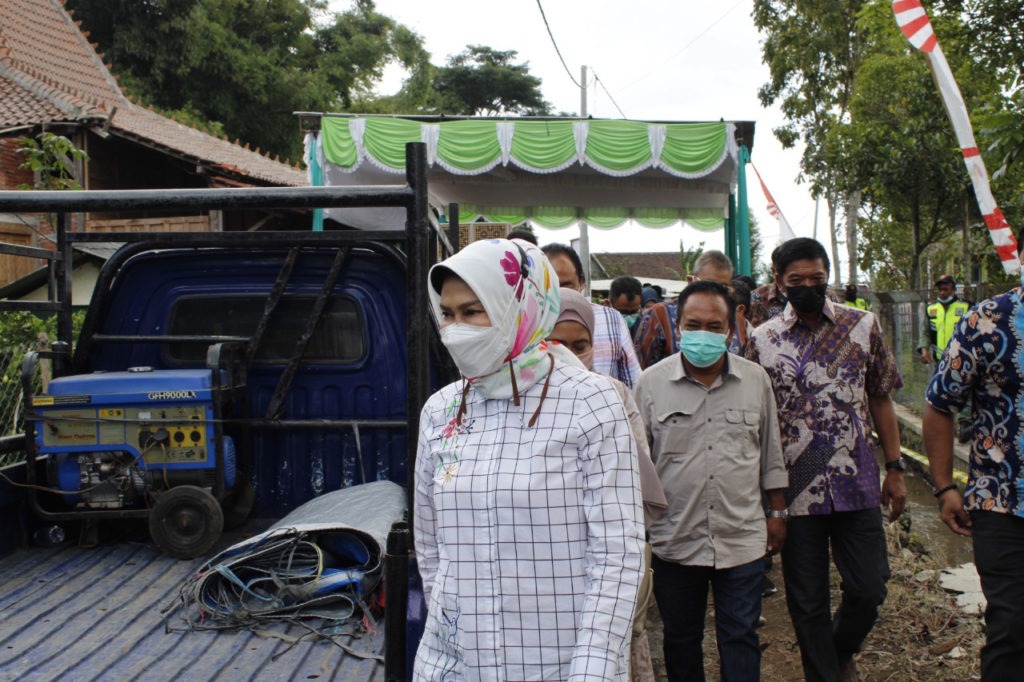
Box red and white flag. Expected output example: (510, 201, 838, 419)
(893, 0, 1019, 273)
(751, 163, 796, 242)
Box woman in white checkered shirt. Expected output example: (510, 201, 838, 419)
(414, 238, 645, 680)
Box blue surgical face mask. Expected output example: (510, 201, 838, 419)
(678, 330, 728, 368)
(937, 295, 954, 304)
(622, 313, 639, 328)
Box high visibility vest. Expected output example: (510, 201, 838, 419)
(926, 300, 970, 354)
(847, 297, 870, 310)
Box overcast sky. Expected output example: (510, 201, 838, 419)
(327, 0, 835, 268)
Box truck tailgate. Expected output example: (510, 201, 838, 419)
(0, 541, 385, 681)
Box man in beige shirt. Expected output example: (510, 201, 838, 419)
(634, 280, 788, 682)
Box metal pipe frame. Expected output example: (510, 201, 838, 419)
(1, 143, 437, 680)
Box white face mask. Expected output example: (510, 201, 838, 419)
(440, 323, 510, 379)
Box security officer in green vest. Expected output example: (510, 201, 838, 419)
(844, 283, 871, 310)
(919, 274, 971, 365)
(919, 274, 973, 442)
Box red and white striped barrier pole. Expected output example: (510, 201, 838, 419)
(893, 0, 1019, 273)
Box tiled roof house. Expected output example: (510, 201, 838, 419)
(0, 0, 309, 282)
(591, 252, 689, 281)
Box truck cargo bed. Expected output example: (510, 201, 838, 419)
(0, 536, 384, 681)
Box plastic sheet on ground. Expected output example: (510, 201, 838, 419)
(164, 480, 406, 658)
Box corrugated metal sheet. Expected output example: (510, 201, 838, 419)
(0, 540, 386, 681)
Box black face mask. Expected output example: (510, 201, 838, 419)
(786, 283, 828, 315)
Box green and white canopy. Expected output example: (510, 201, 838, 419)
(307, 116, 750, 232)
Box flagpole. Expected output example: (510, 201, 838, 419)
(750, 163, 796, 242)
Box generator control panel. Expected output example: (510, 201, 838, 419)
(33, 368, 219, 471)
(39, 405, 208, 464)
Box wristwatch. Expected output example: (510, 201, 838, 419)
(768, 509, 789, 521)
(884, 457, 907, 472)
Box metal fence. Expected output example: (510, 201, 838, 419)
(870, 285, 1007, 417)
(0, 346, 30, 468)
(873, 290, 933, 416)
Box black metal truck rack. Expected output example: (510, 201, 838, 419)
(0, 142, 456, 681)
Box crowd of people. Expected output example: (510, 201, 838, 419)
(411, 232, 1024, 681)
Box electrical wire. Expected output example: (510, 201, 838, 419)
(535, 0, 581, 89)
(592, 71, 628, 119)
(0, 467, 108, 495)
(164, 529, 383, 659)
(619, 0, 745, 93)
(5, 211, 57, 245)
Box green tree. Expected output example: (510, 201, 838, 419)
(756, 0, 1015, 289)
(840, 4, 981, 288)
(958, 0, 1024, 83)
(427, 46, 551, 116)
(679, 240, 705, 277)
(963, 0, 1024, 287)
(65, 0, 431, 160)
(754, 0, 869, 286)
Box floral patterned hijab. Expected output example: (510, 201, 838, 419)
(428, 238, 561, 404)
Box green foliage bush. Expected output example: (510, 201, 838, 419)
(0, 311, 84, 440)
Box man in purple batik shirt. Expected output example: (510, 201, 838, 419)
(746, 238, 907, 682)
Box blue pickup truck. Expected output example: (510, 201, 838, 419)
(0, 143, 452, 680)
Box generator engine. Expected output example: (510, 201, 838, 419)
(55, 451, 147, 509)
(33, 367, 236, 511)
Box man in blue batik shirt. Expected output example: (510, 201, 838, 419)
(923, 249, 1024, 680)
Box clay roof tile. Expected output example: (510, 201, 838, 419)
(0, 0, 304, 186)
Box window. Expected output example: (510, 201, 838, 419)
(167, 294, 366, 365)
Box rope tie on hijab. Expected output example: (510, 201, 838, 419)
(456, 353, 553, 429)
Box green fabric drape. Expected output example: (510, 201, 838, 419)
(687, 217, 726, 231)
(320, 117, 357, 168)
(661, 123, 727, 175)
(584, 120, 655, 173)
(316, 117, 738, 232)
(437, 119, 502, 171)
(320, 117, 732, 176)
(508, 120, 578, 170)
(362, 118, 422, 169)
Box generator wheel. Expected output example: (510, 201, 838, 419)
(149, 486, 224, 559)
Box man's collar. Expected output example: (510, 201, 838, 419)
(780, 298, 838, 328)
(767, 282, 786, 304)
(671, 352, 739, 384)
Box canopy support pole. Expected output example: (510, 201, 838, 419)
(726, 193, 738, 271)
(579, 219, 591, 297)
(737, 145, 751, 275)
(308, 132, 324, 232)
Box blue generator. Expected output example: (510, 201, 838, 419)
(32, 367, 240, 557)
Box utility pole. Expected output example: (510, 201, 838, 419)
(579, 65, 591, 295)
(580, 65, 588, 118)
(812, 195, 819, 240)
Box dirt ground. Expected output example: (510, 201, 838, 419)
(645, 523, 984, 681)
